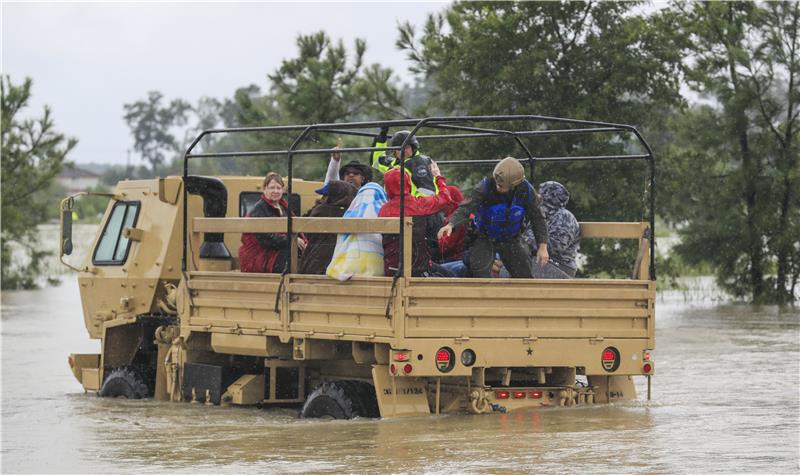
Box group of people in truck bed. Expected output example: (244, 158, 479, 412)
(238, 130, 580, 280)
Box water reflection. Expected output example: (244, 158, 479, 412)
(79, 399, 656, 473)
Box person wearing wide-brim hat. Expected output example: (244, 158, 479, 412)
(438, 157, 549, 278)
(322, 139, 372, 189)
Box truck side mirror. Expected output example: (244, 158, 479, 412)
(61, 197, 74, 256)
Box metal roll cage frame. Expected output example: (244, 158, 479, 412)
(182, 115, 656, 280)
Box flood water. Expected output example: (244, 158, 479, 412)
(2, 276, 799, 473)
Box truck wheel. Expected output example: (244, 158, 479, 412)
(301, 381, 378, 419)
(99, 368, 150, 399)
(348, 380, 379, 418)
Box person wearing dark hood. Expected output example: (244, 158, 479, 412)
(379, 165, 453, 277)
(323, 139, 372, 189)
(528, 181, 580, 278)
(239, 172, 308, 273)
(298, 180, 358, 275)
(438, 157, 548, 278)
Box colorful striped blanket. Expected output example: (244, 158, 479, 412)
(326, 182, 388, 281)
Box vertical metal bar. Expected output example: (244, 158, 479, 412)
(647, 375, 651, 401)
(649, 155, 656, 280)
(627, 126, 657, 281)
(285, 125, 315, 274)
(402, 218, 413, 280)
(398, 139, 407, 278)
(287, 148, 295, 273)
(182, 153, 188, 272)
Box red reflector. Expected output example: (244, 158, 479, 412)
(390, 364, 396, 375)
(602, 350, 616, 361)
(393, 352, 410, 362)
(643, 363, 652, 373)
(512, 391, 525, 399)
(436, 350, 451, 362)
(403, 364, 413, 374)
(495, 390, 510, 399)
(529, 391, 542, 399)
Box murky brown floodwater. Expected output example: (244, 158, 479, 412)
(2, 276, 799, 473)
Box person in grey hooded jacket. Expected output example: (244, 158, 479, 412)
(526, 181, 580, 278)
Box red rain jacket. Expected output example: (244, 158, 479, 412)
(379, 168, 452, 275)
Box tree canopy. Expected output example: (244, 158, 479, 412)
(659, 1, 799, 303)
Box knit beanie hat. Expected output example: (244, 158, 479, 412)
(493, 157, 525, 188)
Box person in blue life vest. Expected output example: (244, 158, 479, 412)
(437, 157, 549, 278)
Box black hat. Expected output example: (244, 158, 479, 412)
(390, 130, 420, 151)
(339, 160, 373, 183)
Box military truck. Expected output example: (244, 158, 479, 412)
(61, 115, 656, 418)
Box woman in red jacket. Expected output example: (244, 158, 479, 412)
(239, 172, 307, 273)
(379, 165, 453, 277)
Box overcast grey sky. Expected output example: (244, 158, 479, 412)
(2, 1, 447, 166)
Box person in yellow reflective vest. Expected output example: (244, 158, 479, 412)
(371, 129, 439, 197)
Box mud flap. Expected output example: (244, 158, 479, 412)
(588, 375, 637, 403)
(371, 365, 430, 418)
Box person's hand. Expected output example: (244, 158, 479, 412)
(297, 236, 307, 252)
(437, 223, 453, 239)
(331, 137, 343, 162)
(491, 259, 503, 274)
(536, 243, 549, 268)
(377, 126, 390, 143)
(430, 160, 441, 177)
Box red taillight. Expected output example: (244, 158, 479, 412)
(495, 390, 510, 399)
(403, 364, 413, 374)
(436, 350, 450, 362)
(644, 350, 652, 361)
(390, 364, 396, 375)
(643, 363, 652, 374)
(512, 391, 525, 399)
(529, 390, 542, 399)
(393, 352, 410, 362)
(602, 350, 616, 361)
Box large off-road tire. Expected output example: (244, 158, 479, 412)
(300, 380, 379, 419)
(99, 368, 151, 399)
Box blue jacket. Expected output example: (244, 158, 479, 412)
(450, 177, 547, 245)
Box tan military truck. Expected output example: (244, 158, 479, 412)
(61, 116, 656, 418)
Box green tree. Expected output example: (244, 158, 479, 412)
(269, 31, 404, 123)
(123, 91, 191, 172)
(1, 76, 77, 289)
(661, 1, 799, 303)
(397, 1, 684, 276)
